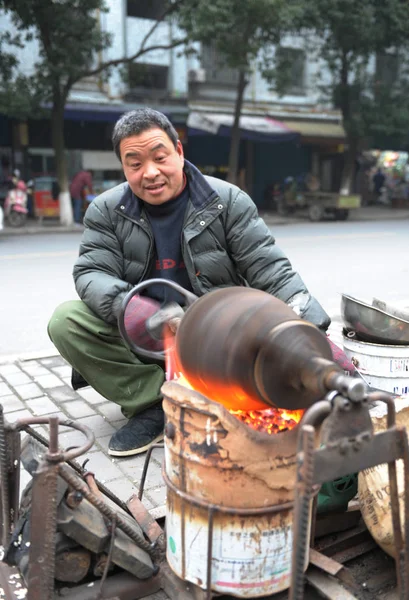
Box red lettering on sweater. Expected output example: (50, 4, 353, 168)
(155, 259, 185, 270)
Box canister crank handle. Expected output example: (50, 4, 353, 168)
(326, 371, 367, 402)
(117, 278, 198, 361)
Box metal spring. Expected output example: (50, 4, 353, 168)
(290, 425, 316, 600)
(42, 467, 59, 598)
(0, 405, 10, 546)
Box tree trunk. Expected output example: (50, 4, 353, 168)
(227, 69, 247, 185)
(51, 92, 73, 226)
(339, 136, 358, 195)
(338, 49, 358, 195)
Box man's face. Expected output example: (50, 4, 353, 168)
(120, 128, 185, 205)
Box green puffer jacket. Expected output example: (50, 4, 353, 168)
(73, 160, 330, 329)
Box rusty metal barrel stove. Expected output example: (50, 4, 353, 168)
(162, 381, 311, 598)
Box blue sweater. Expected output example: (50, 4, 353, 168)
(143, 183, 193, 305)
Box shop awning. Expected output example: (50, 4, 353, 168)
(281, 119, 346, 140)
(60, 102, 188, 123)
(187, 111, 299, 143)
(64, 102, 125, 122)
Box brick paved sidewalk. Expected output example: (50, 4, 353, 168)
(0, 354, 166, 518)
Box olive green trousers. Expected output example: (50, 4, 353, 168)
(47, 300, 165, 419)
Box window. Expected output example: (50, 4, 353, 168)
(201, 44, 240, 86)
(375, 52, 399, 88)
(127, 0, 167, 20)
(128, 63, 169, 91)
(275, 47, 306, 96)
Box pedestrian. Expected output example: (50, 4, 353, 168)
(69, 168, 94, 224)
(372, 167, 386, 204)
(48, 108, 331, 457)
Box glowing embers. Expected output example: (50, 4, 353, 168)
(230, 406, 304, 434)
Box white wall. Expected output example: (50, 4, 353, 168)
(0, 6, 339, 109)
(245, 35, 327, 106)
(124, 17, 194, 98)
(0, 6, 123, 99)
(116, 15, 334, 107)
(168, 22, 198, 97)
(100, 0, 127, 99)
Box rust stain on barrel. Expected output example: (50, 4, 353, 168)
(189, 440, 220, 456)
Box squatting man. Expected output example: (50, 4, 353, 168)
(48, 108, 332, 457)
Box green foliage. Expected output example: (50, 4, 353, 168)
(0, 74, 45, 119)
(262, 45, 306, 97)
(263, 0, 409, 146)
(0, 0, 189, 221)
(0, 0, 111, 116)
(176, 0, 288, 72)
(0, 33, 17, 80)
(175, 0, 299, 181)
(362, 79, 409, 147)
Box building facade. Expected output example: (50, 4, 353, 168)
(0, 1, 346, 207)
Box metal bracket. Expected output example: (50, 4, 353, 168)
(290, 390, 409, 600)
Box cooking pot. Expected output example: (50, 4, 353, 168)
(341, 294, 409, 345)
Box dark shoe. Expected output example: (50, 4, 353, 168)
(71, 368, 89, 391)
(108, 403, 164, 457)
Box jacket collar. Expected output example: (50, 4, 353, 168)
(184, 160, 219, 209)
(116, 159, 219, 219)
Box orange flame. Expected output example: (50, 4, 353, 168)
(164, 327, 179, 382)
(164, 329, 303, 434)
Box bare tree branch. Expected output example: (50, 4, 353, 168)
(69, 0, 190, 85)
(139, 0, 184, 53)
(80, 37, 188, 81)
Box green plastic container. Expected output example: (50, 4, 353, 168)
(317, 473, 358, 514)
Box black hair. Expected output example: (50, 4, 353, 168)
(112, 108, 179, 161)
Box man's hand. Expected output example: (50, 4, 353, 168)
(123, 295, 184, 353)
(123, 295, 164, 352)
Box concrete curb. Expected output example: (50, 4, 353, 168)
(0, 225, 84, 237)
(0, 349, 59, 365)
(260, 209, 409, 227)
(1, 209, 408, 236)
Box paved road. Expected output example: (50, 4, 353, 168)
(1, 220, 408, 357)
(0, 232, 80, 357)
(270, 219, 409, 342)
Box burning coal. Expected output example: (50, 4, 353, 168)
(229, 407, 303, 434)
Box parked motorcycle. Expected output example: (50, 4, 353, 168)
(4, 178, 29, 227)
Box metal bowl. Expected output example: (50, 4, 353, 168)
(341, 294, 409, 345)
